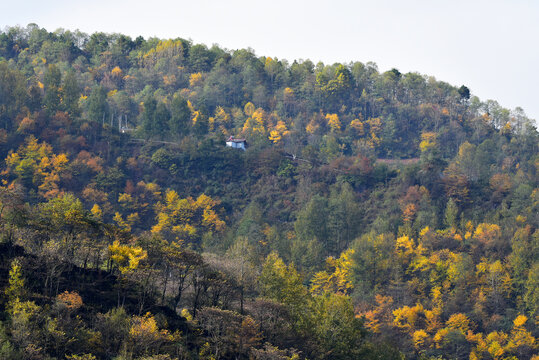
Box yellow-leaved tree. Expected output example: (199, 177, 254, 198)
(214, 106, 232, 134)
(268, 120, 290, 144)
(6, 136, 69, 199)
(311, 249, 355, 295)
(152, 190, 225, 246)
(109, 241, 147, 274)
(504, 315, 536, 358)
(141, 39, 184, 68)
(189, 72, 203, 87)
(419, 132, 437, 153)
(325, 113, 341, 133)
(128, 312, 171, 355)
(349, 118, 365, 136)
(243, 107, 266, 136)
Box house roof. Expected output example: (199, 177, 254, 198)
(227, 136, 246, 143)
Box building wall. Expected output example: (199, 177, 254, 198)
(226, 141, 246, 150)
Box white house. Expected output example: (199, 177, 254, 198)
(225, 136, 247, 150)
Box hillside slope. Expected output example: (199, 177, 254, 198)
(0, 24, 537, 359)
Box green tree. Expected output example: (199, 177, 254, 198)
(94, 307, 130, 357)
(328, 183, 362, 254)
(225, 237, 258, 314)
(312, 292, 366, 359)
(5, 259, 25, 305)
(444, 198, 459, 229)
(84, 32, 110, 58)
(61, 69, 80, 117)
(86, 86, 108, 123)
(43, 64, 62, 115)
(294, 195, 329, 249)
(0, 61, 26, 130)
(259, 252, 310, 322)
(524, 262, 539, 316)
(138, 97, 172, 137)
(351, 233, 395, 298)
(141, 95, 157, 136)
(154, 101, 170, 136)
(169, 95, 190, 136)
(458, 85, 470, 100)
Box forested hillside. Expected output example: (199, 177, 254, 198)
(0, 24, 537, 359)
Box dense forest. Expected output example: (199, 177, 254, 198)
(0, 24, 537, 359)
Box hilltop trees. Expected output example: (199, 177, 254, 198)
(0, 24, 537, 359)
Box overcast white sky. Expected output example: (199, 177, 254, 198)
(2, 0, 538, 122)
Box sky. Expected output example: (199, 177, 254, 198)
(1, 0, 538, 122)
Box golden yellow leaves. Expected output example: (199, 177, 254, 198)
(5, 259, 24, 305)
(6, 136, 69, 199)
(283, 87, 294, 99)
(515, 215, 527, 224)
(325, 113, 341, 132)
(501, 122, 512, 135)
(506, 315, 536, 353)
(349, 119, 364, 136)
(244, 102, 255, 117)
(361, 294, 393, 334)
(197, 193, 225, 232)
(109, 240, 147, 274)
(30, 56, 46, 67)
(214, 106, 230, 125)
(213, 106, 232, 135)
(264, 56, 277, 71)
(419, 132, 437, 153)
(143, 182, 162, 198)
(311, 249, 355, 295)
(91, 204, 103, 220)
(413, 329, 429, 349)
(268, 120, 290, 144)
(243, 106, 266, 135)
(365, 117, 382, 148)
(474, 223, 502, 245)
(446, 313, 471, 333)
(251, 108, 266, 130)
(128, 312, 174, 352)
(127, 213, 141, 227)
(129, 313, 159, 341)
(513, 314, 528, 328)
(189, 72, 203, 87)
(306, 118, 319, 135)
(393, 303, 424, 332)
(189, 111, 202, 128)
(113, 212, 132, 232)
(130, 312, 159, 338)
(307, 112, 368, 136)
(141, 39, 184, 67)
(111, 66, 123, 77)
(464, 319, 536, 360)
(152, 190, 225, 242)
(395, 235, 415, 258)
(152, 212, 170, 234)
